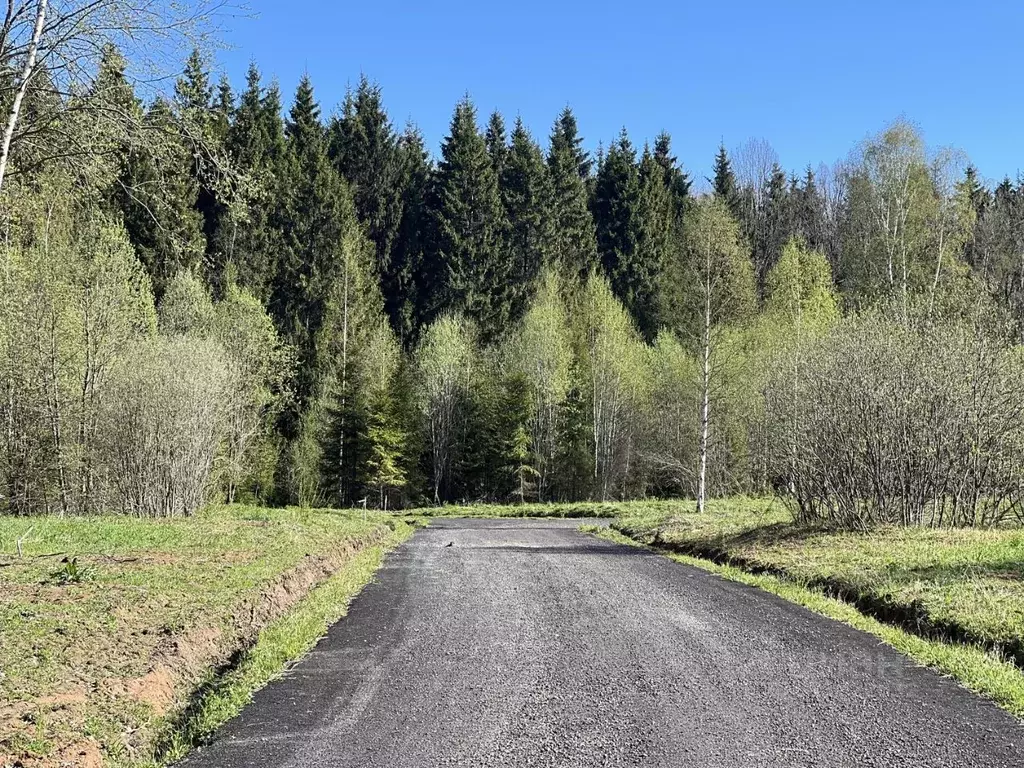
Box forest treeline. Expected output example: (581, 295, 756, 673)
(3, 10, 1024, 526)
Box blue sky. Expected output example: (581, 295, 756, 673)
(215, 1, 1024, 187)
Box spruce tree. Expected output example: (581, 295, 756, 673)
(551, 107, 592, 178)
(794, 166, 827, 253)
(118, 97, 206, 294)
(471, 372, 534, 500)
(260, 80, 287, 153)
(546, 107, 598, 282)
(314, 235, 395, 506)
(633, 145, 672, 339)
(961, 165, 991, 273)
(592, 129, 664, 339)
(499, 118, 552, 323)
(754, 162, 792, 294)
(270, 75, 355, 413)
(268, 77, 398, 506)
(174, 48, 213, 127)
(962, 165, 990, 220)
(653, 131, 690, 219)
(210, 64, 288, 302)
(424, 97, 506, 339)
(327, 76, 406, 332)
(96, 45, 145, 222)
(173, 48, 220, 262)
(712, 143, 742, 220)
(394, 124, 433, 343)
(485, 110, 509, 179)
(592, 129, 640, 284)
(212, 74, 234, 144)
(284, 75, 323, 156)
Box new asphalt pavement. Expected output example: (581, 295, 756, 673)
(179, 518, 1021, 767)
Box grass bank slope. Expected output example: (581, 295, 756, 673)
(0, 506, 411, 768)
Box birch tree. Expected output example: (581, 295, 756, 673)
(0, 183, 154, 515)
(0, 0, 228, 193)
(675, 197, 755, 513)
(927, 148, 975, 312)
(842, 120, 933, 311)
(213, 284, 290, 504)
(513, 268, 572, 499)
(416, 312, 475, 502)
(759, 238, 839, 502)
(579, 275, 648, 500)
(645, 332, 698, 494)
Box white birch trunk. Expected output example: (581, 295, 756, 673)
(0, 0, 47, 194)
(697, 232, 711, 515)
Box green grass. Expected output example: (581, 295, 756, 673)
(0, 506, 412, 767)
(584, 524, 1024, 719)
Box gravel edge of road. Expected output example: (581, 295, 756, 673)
(583, 524, 1024, 722)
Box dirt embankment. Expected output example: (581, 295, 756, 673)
(1, 517, 400, 768)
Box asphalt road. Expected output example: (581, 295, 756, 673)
(180, 518, 1021, 767)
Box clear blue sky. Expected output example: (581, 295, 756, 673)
(216, 1, 1024, 187)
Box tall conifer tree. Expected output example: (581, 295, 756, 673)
(712, 143, 742, 220)
(394, 124, 433, 343)
(210, 64, 288, 300)
(547, 107, 598, 282)
(425, 97, 506, 339)
(271, 75, 355, 410)
(484, 110, 509, 180)
(327, 76, 405, 331)
(633, 145, 672, 339)
(793, 166, 826, 253)
(653, 131, 691, 220)
(593, 129, 664, 336)
(212, 75, 234, 143)
(499, 118, 552, 323)
(174, 48, 221, 266)
(753, 162, 792, 293)
(118, 96, 206, 294)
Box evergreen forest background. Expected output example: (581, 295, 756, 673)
(4, 8, 1024, 529)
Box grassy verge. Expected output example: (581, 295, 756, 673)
(584, 524, 1024, 719)
(0, 506, 412, 768)
(610, 498, 1024, 669)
